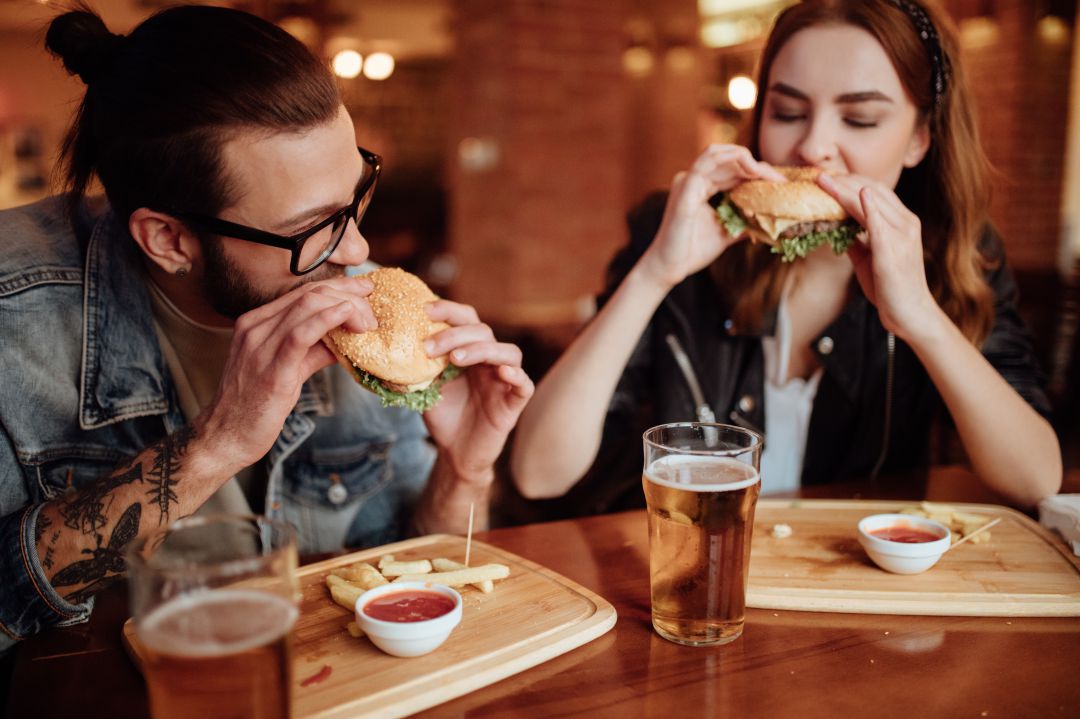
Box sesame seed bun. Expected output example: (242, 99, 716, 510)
(728, 166, 848, 225)
(324, 268, 449, 389)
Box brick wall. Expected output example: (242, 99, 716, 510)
(448, 0, 706, 325)
(948, 0, 1074, 271)
(448, 0, 631, 325)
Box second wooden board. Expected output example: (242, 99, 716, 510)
(748, 499, 1080, 616)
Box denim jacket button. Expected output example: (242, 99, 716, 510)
(327, 482, 348, 505)
(817, 336, 835, 356)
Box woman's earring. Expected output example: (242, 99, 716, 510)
(175, 266, 190, 278)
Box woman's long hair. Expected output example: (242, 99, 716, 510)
(716, 0, 995, 346)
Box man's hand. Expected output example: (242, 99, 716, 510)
(420, 299, 534, 484)
(200, 276, 378, 473)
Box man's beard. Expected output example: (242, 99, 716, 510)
(200, 238, 346, 320)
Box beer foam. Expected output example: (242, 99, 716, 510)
(138, 589, 298, 658)
(645, 455, 760, 492)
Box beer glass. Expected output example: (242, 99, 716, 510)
(125, 514, 300, 719)
(643, 423, 763, 646)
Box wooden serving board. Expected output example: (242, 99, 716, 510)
(124, 534, 617, 718)
(748, 499, 1080, 617)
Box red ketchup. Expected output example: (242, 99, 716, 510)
(871, 525, 943, 543)
(363, 590, 455, 622)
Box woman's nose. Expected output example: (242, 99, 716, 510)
(796, 118, 837, 166)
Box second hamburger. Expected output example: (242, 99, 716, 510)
(713, 166, 861, 262)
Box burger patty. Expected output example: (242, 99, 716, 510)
(777, 220, 846, 240)
(382, 380, 413, 393)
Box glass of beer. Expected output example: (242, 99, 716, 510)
(125, 514, 300, 719)
(643, 422, 763, 646)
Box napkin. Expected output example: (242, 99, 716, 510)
(1038, 494, 1080, 556)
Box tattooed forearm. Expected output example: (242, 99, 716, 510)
(145, 425, 195, 525)
(36, 424, 205, 605)
(58, 461, 143, 536)
(51, 502, 142, 604)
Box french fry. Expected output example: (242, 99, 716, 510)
(379, 559, 433, 577)
(377, 554, 395, 569)
(326, 574, 353, 589)
(345, 621, 365, 638)
(901, 502, 994, 544)
(330, 582, 364, 612)
(432, 557, 494, 593)
(391, 563, 509, 587)
(330, 562, 388, 589)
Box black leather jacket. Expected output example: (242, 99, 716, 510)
(562, 193, 1051, 516)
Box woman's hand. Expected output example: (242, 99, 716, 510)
(421, 299, 534, 484)
(638, 144, 786, 289)
(817, 172, 943, 341)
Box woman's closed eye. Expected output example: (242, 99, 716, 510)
(771, 111, 806, 123)
(844, 116, 880, 128)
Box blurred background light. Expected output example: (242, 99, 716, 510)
(332, 50, 363, 79)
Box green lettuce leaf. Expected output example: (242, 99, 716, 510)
(714, 195, 747, 238)
(352, 364, 462, 413)
(772, 223, 859, 263)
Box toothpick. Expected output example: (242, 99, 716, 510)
(946, 517, 1001, 552)
(464, 501, 475, 567)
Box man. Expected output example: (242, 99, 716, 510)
(0, 5, 532, 650)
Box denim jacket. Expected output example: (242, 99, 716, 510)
(0, 196, 435, 649)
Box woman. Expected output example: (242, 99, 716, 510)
(511, 0, 1060, 511)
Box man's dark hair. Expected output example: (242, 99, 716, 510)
(45, 4, 341, 221)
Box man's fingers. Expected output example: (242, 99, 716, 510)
(236, 276, 373, 327)
(425, 299, 481, 326)
(446, 341, 523, 369)
(497, 364, 535, 398)
(424, 323, 496, 358)
(261, 296, 358, 370)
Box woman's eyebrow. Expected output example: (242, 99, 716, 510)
(836, 90, 894, 104)
(768, 83, 894, 105)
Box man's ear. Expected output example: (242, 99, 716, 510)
(129, 209, 200, 274)
(904, 121, 931, 168)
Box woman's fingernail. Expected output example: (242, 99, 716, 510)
(424, 340, 436, 355)
(453, 349, 466, 362)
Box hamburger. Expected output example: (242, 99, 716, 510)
(323, 267, 460, 412)
(713, 166, 861, 262)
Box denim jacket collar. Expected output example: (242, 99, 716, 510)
(78, 211, 170, 429)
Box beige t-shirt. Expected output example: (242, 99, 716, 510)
(146, 278, 262, 515)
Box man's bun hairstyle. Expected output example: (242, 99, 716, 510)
(45, 10, 125, 87)
(45, 4, 341, 225)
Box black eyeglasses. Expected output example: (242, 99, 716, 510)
(165, 146, 382, 276)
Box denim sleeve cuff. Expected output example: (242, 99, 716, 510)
(0, 504, 93, 644)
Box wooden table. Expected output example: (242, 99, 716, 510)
(7, 476, 1080, 718)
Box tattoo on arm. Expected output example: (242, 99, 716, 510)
(57, 461, 143, 537)
(145, 425, 194, 525)
(42, 426, 196, 603)
(51, 502, 142, 604)
(34, 511, 52, 545)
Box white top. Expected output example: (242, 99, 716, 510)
(759, 287, 823, 495)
